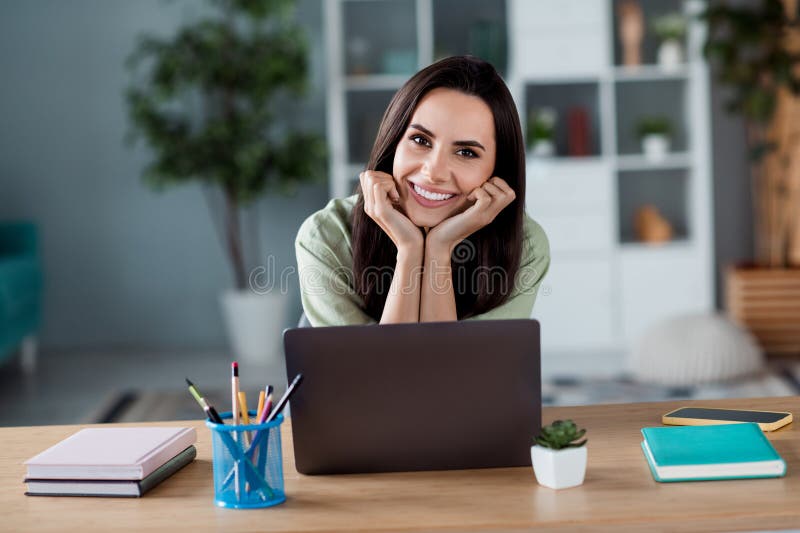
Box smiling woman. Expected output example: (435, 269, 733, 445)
(295, 56, 550, 326)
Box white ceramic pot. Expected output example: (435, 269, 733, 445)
(641, 134, 670, 163)
(530, 140, 555, 158)
(220, 289, 288, 364)
(530, 445, 587, 490)
(657, 40, 683, 71)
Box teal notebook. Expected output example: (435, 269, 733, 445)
(641, 423, 786, 482)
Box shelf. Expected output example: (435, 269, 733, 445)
(615, 152, 691, 171)
(614, 79, 687, 155)
(617, 168, 689, 244)
(343, 0, 418, 77)
(346, 75, 408, 91)
(525, 82, 601, 157)
(613, 64, 689, 82)
(433, 0, 508, 75)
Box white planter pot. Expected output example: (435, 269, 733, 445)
(530, 445, 587, 490)
(657, 40, 683, 71)
(220, 289, 288, 364)
(641, 134, 670, 163)
(530, 139, 555, 158)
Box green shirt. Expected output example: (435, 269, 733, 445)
(295, 194, 550, 327)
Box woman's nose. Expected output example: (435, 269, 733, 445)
(421, 148, 449, 183)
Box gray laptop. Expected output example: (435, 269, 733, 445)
(283, 319, 541, 475)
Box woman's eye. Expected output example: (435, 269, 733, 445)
(457, 148, 478, 158)
(410, 134, 431, 147)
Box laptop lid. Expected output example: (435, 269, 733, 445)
(283, 319, 541, 475)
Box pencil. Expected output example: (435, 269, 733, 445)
(256, 390, 265, 422)
(238, 391, 251, 446)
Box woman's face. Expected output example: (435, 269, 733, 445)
(392, 87, 497, 229)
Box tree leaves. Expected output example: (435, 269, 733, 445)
(124, 0, 326, 204)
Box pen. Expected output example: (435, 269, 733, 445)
(186, 378, 224, 424)
(266, 374, 304, 423)
(259, 390, 273, 423)
(232, 362, 240, 427)
(231, 362, 241, 500)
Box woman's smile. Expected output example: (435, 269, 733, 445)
(406, 180, 461, 208)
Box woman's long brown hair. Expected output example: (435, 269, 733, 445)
(351, 56, 526, 320)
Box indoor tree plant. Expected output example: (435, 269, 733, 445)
(703, 0, 800, 355)
(125, 0, 326, 362)
(531, 419, 588, 490)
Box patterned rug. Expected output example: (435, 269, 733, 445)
(88, 363, 800, 424)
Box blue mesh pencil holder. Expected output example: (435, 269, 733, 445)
(206, 412, 286, 509)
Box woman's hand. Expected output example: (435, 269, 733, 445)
(360, 170, 424, 257)
(426, 176, 516, 255)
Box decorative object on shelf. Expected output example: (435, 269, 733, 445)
(567, 107, 591, 157)
(634, 204, 673, 243)
(652, 12, 687, 71)
(636, 115, 672, 162)
(125, 0, 326, 364)
(381, 49, 416, 75)
(617, 0, 644, 67)
(703, 0, 800, 354)
(347, 36, 371, 75)
(630, 313, 765, 385)
(531, 420, 588, 490)
(526, 107, 556, 157)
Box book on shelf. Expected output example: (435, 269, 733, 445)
(641, 423, 786, 482)
(25, 445, 196, 497)
(24, 426, 196, 480)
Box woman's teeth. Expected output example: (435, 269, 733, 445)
(413, 184, 454, 201)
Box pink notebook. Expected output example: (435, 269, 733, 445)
(24, 427, 196, 480)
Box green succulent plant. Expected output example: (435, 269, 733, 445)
(636, 116, 672, 139)
(534, 419, 587, 450)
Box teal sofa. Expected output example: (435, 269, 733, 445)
(0, 222, 42, 372)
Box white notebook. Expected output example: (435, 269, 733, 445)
(24, 427, 196, 480)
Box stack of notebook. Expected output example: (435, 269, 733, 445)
(23, 427, 197, 497)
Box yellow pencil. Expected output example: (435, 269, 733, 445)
(238, 392, 250, 425)
(238, 391, 251, 446)
(256, 390, 265, 422)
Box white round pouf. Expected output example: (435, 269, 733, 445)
(629, 313, 765, 385)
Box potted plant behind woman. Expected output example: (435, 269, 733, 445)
(531, 419, 588, 490)
(703, 0, 800, 355)
(636, 115, 672, 162)
(125, 0, 326, 363)
(652, 12, 687, 71)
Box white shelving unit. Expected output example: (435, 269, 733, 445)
(324, 0, 714, 367)
(510, 0, 714, 359)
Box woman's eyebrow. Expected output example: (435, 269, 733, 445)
(409, 123, 486, 152)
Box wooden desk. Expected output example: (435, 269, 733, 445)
(3, 397, 799, 532)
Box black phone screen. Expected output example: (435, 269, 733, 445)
(668, 407, 788, 423)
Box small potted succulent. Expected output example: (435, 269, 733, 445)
(531, 419, 588, 490)
(652, 12, 687, 71)
(636, 116, 672, 162)
(526, 107, 557, 157)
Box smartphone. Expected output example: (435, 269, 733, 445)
(662, 407, 793, 432)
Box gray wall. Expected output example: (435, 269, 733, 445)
(0, 0, 328, 350)
(0, 0, 753, 350)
